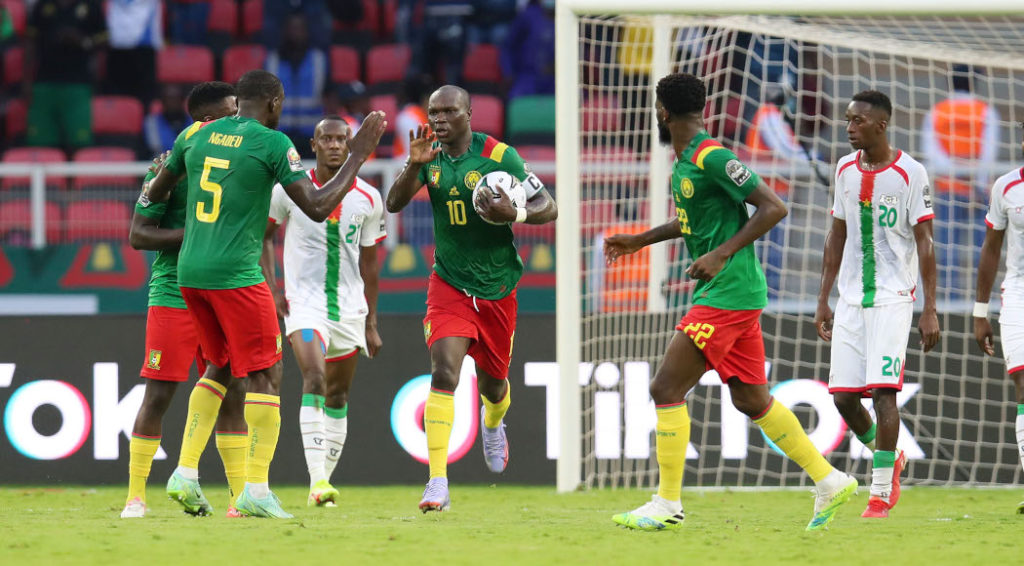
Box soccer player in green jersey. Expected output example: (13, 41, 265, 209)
(122, 81, 246, 519)
(386, 85, 558, 512)
(604, 73, 857, 531)
(144, 70, 386, 518)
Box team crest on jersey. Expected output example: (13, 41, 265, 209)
(428, 165, 442, 187)
(464, 170, 483, 191)
(680, 178, 695, 198)
(287, 147, 303, 172)
(147, 349, 162, 370)
(725, 159, 751, 186)
(423, 320, 432, 341)
(275, 333, 283, 354)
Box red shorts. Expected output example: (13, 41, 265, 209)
(180, 282, 282, 376)
(424, 272, 517, 380)
(675, 305, 766, 385)
(140, 306, 206, 382)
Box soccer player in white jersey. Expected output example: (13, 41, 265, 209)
(815, 90, 941, 519)
(973, 127, 1024, 513)
(260, 115, 386, 507)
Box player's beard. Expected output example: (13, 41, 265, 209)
(657, 121, 671, 145)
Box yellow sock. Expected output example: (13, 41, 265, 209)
(425, 388, 455, 479)
(216, 431, 248, 506)
(178, 378, 226, 469)
(127, 434, 161, 504)
(655, 402, 691, 502)
(754, 399, 833, 482)
(244, 393, 281, 484)
(481, 384, 511, 429)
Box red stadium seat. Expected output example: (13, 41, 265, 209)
(330, 46, 361, 85)
(515, 145, 556, 187)
(1, 0, 25, 36)
(92, 96, 144, 136)
(3, 46, 22, 87)
(365, 44, 410, 85)
(368, 94, 398, 134)
(222, 44, 267, 84)
(207, 0, 238, 35)
(0, 199, 63, 244)
(72, 147, 138, 190)
(1, 147, 67, 191)
(65, 200, 131, 242)
(581, 94, 620, 133)
(4, 98, 27, 142)
(158, 46, 215, 84)
(470, 94, 504, 139)
(380, 0, 396, 38)
(462, 44, 502, 84)
(242, 0, 263, 39)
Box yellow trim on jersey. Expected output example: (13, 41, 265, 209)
(488, 142, 509, 163)
(695, 146, 725, 170)
(184, 121, 204, 140)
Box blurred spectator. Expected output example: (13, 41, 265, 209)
(0, 4, 13, 44)
(25, 0, 108, 151)
(105, 0, 162, 105)
(500, 0, 554, 99)
(466, 0, 517, 47)
(265, 12, 327, 156)
(264, 0, 331, 50)
(168, 0, 210, 45)
(746, 78, 822, 162)
(144, 83, 190, 155)
(407, 0, 472, 84)
(921, 63, 1000, 300)
(335, 80, 369, 127)
(392, 75, 432, 161)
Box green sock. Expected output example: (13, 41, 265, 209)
(856, 422, 877, 451)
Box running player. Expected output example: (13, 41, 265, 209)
(816, 90, 940, 519)
(260, 115, 386, 507)
(605, 73, 857, 531)
(385, 85, 558, 512)
(144, 70, 386, 518)
(122, 81, 244, 519)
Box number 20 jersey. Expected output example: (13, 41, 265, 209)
(165, 116, 308, 289)
(831, 150, 934, 308)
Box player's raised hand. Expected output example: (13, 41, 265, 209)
(147, 150, 171, 176)
(349, 111, 387, 161)
(918, 309, 940, 353)
(604, 233, 643, 265)
(814, 302, 834, 342)
(974, 316, 995, 356)
(686, 249, 726, 281)
(408, 124, 441, 165)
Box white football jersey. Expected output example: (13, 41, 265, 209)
(269, 170, 386, 320)
(984, 167, 1024, 305)
(831, 150, 935, 307)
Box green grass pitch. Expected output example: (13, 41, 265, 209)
(1, 485, 1020, 565)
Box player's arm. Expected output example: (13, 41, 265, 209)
(128, 153, 182, 250)
(913, 219, 940, 352)
(814, 217, 847, 341)
(386, 125, 440, 213)
(974, 226, 1005, 356)
(604, 218, 682, 264)
(359, 243, 382, 358)
(686, 181, 787, 281)
(146, 141, 188, 204)
(259, 219, 289, 318)
(284, 112, 387, 222)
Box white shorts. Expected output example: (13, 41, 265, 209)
(999, 304, 1024, 374)
(284, 309, 367, 361)
(828, 300, 913, 394)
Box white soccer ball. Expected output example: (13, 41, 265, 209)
(472, 171, 527, 225)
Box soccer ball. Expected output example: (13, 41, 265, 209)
(472, 171, 527, 225)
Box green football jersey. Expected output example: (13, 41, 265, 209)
(134, 171, 188, 309)
(165, 116, 307, 289)
(416, 132, 530, 299)
(671, 131, 767, 310)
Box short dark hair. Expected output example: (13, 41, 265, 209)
(656, 73, 706, 116)
(186, 81, 235, 120)
(236, 70, 283, 102)
(851, 90, 892, 119)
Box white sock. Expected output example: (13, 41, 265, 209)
(870, 465, 894, 502)
(175, 466, 199, 481)
(1015, 413, 1024, 472)
(300, 405, 327, 486)
(324, 414, 348, 481)
(246, 482, 269, 499)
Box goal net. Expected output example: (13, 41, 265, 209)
(555, 2, 1024, 492)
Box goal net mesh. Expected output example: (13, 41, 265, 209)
(574, 13, 1024, 489)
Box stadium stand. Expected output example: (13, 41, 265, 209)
(366, 44, 410, 87)
(157, 45, 216, 84)
(71, 147, 138, 191)
(0, 199, 63, 244)
(506, 95, 555, 145)
(65, 200, 131, 242)
(222, 44, 268, 84)
(2, 147, 66, 191)
(330, 46, 362, 85)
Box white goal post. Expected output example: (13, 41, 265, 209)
(555, 0, 1024, 493)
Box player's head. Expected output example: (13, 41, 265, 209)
(655, 73, 706, 144)
(427, 85, 472, 145)
(846, 90, 891, 150)
(236, 70, 285, 129)
(186, 81, 237, 122)
(311, 116, 351, 170)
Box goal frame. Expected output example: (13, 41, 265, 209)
(554, 0, 1021, 493)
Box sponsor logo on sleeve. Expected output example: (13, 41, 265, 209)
(725, 159, 752, 186)
(922, 184, 932, 208)
(287, 147, 303, 172)
(137, 190, 151, 208)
